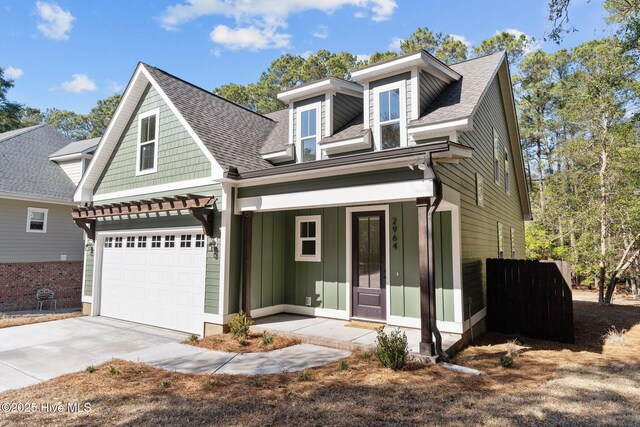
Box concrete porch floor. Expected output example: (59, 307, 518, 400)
(252, 314, 462, 355)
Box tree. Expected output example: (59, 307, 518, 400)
(0, 67, 22, 132)
(44, 109, 92, 140)
(400, 27, 444, 55)
(87, 93, 122, 138)
(437, 37, 468, 64)
(214, 83, 254, 111)
(19, 107, 44, 127)
(474, 31, 532, 63)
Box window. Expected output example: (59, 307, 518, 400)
(295, 215, 321, 262)
(510, 227, 516, 259)
(476, 173, 484, 207)
(493, 129, 500, 184)
(126, 236, 135, 248)
(104, 237, 113, 248)
(504, 148, 511, 195)
(151, 236, 162, 248)
(180, 234, 192, 248)
(136, 109, 159, 174)
(114, 237, 123, 248)
(164, 235, 175, 248)
(137, 236, 147, 248)
(195, 234, 205, 248)
(373, 81, 406, 151)
(26, 207, 48, 233)
(497, 223, 504, 259)
(297, 104, 320, 162)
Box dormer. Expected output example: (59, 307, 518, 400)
(49, 137, 100, 185)
(267, 78, 364, 163)
(351, 50, 461, 149)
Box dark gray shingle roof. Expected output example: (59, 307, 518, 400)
(319, 114, 369, 145)
(144, 65, 276, 173)
(49, 137, 100, 158)
(260, 109, 290, 154)
(0, 124, 76, 200)
(409, 52, 504, 127)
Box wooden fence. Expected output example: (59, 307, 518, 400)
(486, 259, 574, 343)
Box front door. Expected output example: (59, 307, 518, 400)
(352, 211, 386, 320)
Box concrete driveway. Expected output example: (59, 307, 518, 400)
(0, 316, 187, 393)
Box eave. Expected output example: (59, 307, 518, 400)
(352, 51, 461, 84)
(277, 77, 363, 103)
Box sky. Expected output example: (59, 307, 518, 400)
(1, 0, 612, 114)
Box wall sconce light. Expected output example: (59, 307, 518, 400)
(84, 240, 94, 257)
(208, 237, 220, 259)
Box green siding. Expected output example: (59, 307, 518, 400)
(95, 84, 211, 195)
(84, 250, 94, 297)
(433, 76, 527, 319)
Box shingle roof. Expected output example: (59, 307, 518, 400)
(260, 109, 290, 154)
(49, 137, 100, 158)
(144, 64, 276, 173)
(319, 113, 369, 144)
(0, 124, 76, 201)
(409, 52, 504, 127)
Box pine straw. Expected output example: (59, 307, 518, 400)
(184, 332, 300, 353)
(344, 321, 384, 331)
(0, 312, 83, 329)
(1, 291, 639, 426)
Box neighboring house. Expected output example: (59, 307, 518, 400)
(73, 50, 530, 354)
(0, 125, 98, 311)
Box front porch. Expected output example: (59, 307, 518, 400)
(251, 314, 463, 354)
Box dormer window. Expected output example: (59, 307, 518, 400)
(373, 81, 406, 150)
(296, 102, 321, 162)
(136, 108, 159, 175)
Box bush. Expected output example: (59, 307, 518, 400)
(229, 311, 253, 341)
(262, 332, 274, 345)
(254, 378, 263, 387)
(375, 327, 408, 370)
(339, 361, 349, 371)
(298, 370, 309, 381)
(85, 365, 96, 373)
(498, 355, 514, 368)
(188, 334, 199, 342)
(204, 378, 215, 388)
(109, 365, 118, 375)
(360, 352, 373, 361)
(161, 379, 171, 388)
(603, 326, 628, 346)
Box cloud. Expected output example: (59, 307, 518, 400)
(160, 0, 397, 50)
(5, 66, 23, 79)
(312, 25, 328, 39)
(210, 25, 291, 50)
(388, 37, 402, 52)
(60, 74, 96, 93)
(496, 28, 539, 53)
(448, 34, 472, 47)
(299, 50, 313, 59)
(35, 1, 75, 40)
(500, 28, 526, 38)
(107, 80, 123, 93)
(354, 11, 365, 18)
(211, 47, 222, 56)
(356, 53, 371, 62)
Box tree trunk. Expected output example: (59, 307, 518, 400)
(536, 139, 545, 215)
(598, 144, 608, 304)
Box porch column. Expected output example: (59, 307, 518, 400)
(241, 211, 254, 317)
(416, 197, 434, 356)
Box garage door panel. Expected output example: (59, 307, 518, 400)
(99, 231, 207, 334)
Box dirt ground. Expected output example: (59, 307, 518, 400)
(0, 289, 638, 426)
(185, 332, 300, 353)
(0, 311, 83, 329)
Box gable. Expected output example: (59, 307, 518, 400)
(94, 84, 212, 196)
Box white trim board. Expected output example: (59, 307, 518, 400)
(134, 108, 160, 176)
(295, 101, 323, 162)
(372, 80, 407, 151)
(92, 177, 216, 202)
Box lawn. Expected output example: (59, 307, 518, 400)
(0, 311, 83, 329)
(0, 290, 638, 426)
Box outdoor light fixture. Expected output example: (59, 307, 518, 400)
(84, 240, 94, 257)
(209, 237, 220, 259)
(417, 163, 426, 171)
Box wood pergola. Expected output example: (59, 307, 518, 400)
(72, 194, 217, 240)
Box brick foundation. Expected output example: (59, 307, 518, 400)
(0, 261, 83, 311)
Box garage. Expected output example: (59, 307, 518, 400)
(98, 229, 207, 334)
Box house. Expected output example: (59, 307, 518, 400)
(0, 125, 98, 311)
(73, 50, 530, 355)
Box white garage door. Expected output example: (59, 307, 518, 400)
(99, 230, 207, 334)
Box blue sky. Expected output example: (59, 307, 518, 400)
(1, 0, 611, 114)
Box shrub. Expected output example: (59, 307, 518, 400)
(262, 332, 274, 345)
(161, 379, 171, 388)
(498, 355, 514, 368)
(375, 327, 408, 370)
(505, 339, 524, 359)
(204, 378, 215, 389)
(603, 326, 628, 346)
(339, 361, 349, 371)
(109, 365, 118, 375)
(229, 311, 253, 341)
(298, 370, 309, 381)
(238, 337, 248, 347)
(189, 334, 199, 342)
(360, 352, 373, 361)
(254, 378, 263, 387)
(85, 365, 96, 373)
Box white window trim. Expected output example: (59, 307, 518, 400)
(372, 80, 407, 151)
(26, 207, 48, 233)
(493, 128, 500, 185)
(504, 147, 511, 195)
(498, 222, 504, 259)
(135, 108, 160, 176)
(295, 215, 321, 262)
(295, 102, 322, 163)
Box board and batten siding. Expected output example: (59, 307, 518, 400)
(56, 159, 84, 186)
(94, 84, 212, 196)
(333, 93, 362, 131)
(0, 198, 84, 263)
(419, 71, 448, 115)
(432, 76, 526, 318)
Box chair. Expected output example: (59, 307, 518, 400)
(36, 289, 57, 311)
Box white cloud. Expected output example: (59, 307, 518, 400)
(354, 11, 365, 18)
(107, 80, 123, 93)
(5, 66, 23, 79)
(312, 25, 328, 39)
(356, 53, 371, 62)
(500, 28, 526, 38)
(210, 25, 291, 50)
(211, 47, 222, 56)
(496, 28, 539, 53)
(60, 74, 96, 93)
(388, 37, 402, 52)
(35, 1, 75, 40)
(448, 34, 472, 47)
(160, 0, 397, 51)
(299, 50, 313, 59)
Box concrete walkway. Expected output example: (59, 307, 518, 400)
(121, 342, 350, 375)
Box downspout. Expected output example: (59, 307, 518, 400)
(425, 153, 449, 362)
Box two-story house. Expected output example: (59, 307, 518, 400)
(73, 50, 530, 355)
